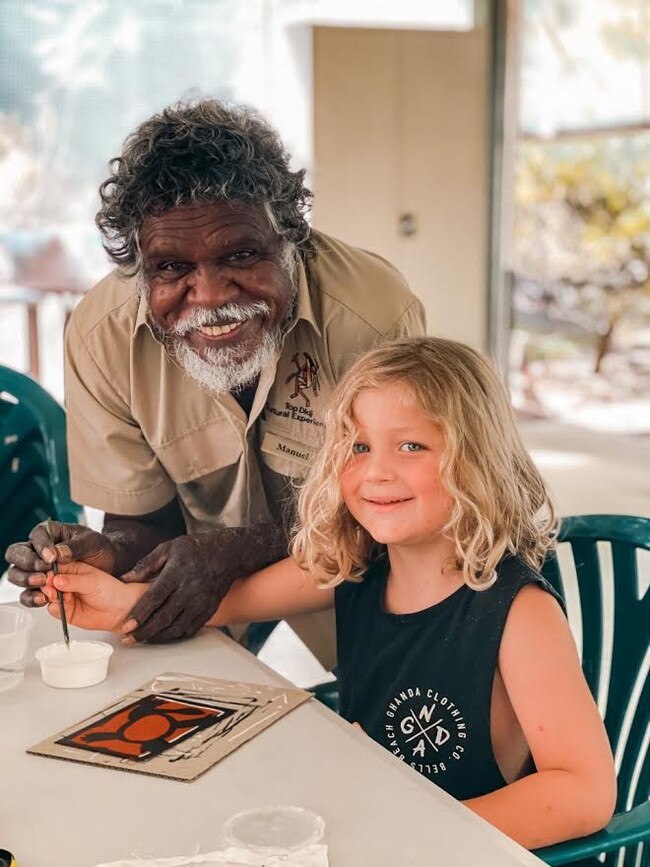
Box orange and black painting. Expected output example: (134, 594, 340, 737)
(57, 695, 235, 761)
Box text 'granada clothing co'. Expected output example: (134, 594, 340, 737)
(64, 231, 425, 533)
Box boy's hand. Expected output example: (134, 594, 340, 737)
(42, 562, 146, 634)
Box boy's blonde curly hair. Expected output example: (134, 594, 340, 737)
(291, 337, 556, 590)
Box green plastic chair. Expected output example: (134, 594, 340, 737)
(0, 365, 82, 564)
(535, 514, 650, 866)
(308, 672, 339, 712)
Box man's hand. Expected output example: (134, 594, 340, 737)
(5, 522, 116, 608)
(121, 523, 287, 644)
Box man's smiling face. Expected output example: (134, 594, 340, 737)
(140, 200, 297, 392)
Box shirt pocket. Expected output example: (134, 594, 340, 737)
(260, 429, 319, 479)
(153, 419, 243, 484)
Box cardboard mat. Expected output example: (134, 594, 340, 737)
(28, 672, 311, 781)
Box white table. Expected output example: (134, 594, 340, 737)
(1, 611, 543, 866)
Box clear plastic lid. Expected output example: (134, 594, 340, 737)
(222, 805, 325, 854)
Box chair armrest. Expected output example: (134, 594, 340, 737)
(535, 800, 650, 864)
(308, 679, 340, 713)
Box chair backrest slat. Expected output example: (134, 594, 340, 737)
(569, 538, 605, 700)
(543, 515, 650, 818)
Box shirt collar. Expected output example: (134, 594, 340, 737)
(133, 288, 151, 337)
(132, 256, 322, 339)
(290, 256, 322, 337)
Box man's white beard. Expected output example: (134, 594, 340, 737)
(172, 324, 279, 394)
(149, 300, 290, 395)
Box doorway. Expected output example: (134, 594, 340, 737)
(312, 25, 490, 348)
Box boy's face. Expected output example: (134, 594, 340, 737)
(340, 382, 453, 549)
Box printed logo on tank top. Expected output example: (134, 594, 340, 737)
(384, 686, 468, 778)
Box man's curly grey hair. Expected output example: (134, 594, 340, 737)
(96, 99, 314, 276)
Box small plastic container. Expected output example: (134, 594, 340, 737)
(0, 605, 33, 692)
(223, 806, 325, 855)
(35, 640, 113, 688)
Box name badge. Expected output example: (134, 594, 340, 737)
(261, 432, 315, 470)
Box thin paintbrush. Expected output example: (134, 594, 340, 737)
(46, 519, 70, 648)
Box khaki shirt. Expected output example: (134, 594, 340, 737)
(66, 230, 425, 529)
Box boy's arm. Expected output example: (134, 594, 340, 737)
(463, 584, 616, 849)
(207, 557, 335, 627)
(46, 558, 334, 638)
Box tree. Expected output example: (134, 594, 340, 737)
(601, 0, 650, 117)
(514, 135, 650, 372)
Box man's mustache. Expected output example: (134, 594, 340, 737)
(164, 302, 272, 337)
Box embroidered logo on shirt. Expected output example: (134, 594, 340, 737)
(286, 352, 320, 408)
(384, 686, 468, 777)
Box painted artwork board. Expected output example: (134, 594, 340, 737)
(27, 672, 312, 781)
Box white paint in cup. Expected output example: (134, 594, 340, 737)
(35, 640, 113, 688)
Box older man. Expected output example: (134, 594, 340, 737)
(6, 99, 424, 656)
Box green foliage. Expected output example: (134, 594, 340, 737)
(601, 0, 650, 63)
(514, 133, 650, 371)
(516, 134, 650, 285)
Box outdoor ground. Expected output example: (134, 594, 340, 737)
(509, 325, 650, 436)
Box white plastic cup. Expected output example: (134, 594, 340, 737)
(0, 605, 33, 692)
(35, 640, 113, 688)
(223, 806, 325, 855)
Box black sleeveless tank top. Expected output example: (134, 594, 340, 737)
(335, 553, 564, 800)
